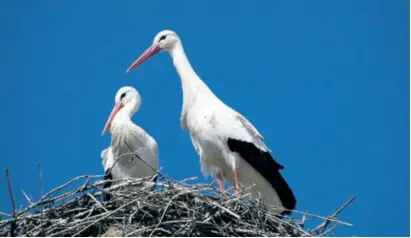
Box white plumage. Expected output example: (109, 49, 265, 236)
(101, 86, 159, 200)
(126, 30, 296, 215)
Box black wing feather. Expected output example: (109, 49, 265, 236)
(103, 171, 113, 201)
(227, 138, 296, 214)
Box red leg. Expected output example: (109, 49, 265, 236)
(234, 168, 240, 195)
(216, 173, 225, 192)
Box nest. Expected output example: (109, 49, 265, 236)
(0, 169, 354, 237)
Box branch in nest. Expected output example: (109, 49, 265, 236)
(311, 196, 356, 235)
(5, 169, 16, 237)
(0, 172, 356, 237)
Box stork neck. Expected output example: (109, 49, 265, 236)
(169, 43, 212, 98)
(111, 103, 137, 130)
(112, 110, 132, 127)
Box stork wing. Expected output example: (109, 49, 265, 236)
(226, 112, 296, 212)
(232, 113, 271, 153)
(236, 114, 264, 140)
(110, 126, 158, 161)
(101, 147, 114, 173)
(100, 147, 115, 201)
(110, 126, 159, 178)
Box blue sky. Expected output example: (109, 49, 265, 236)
(0, 0, 409, 236)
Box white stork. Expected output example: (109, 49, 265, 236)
(101, 86, 159, 200)
(125, 30, 296, 214)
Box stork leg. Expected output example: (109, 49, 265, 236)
(216, 172, 225, 192)
(234, 168, 240, 195)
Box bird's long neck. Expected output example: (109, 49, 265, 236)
(169, 42, 221, 129)
(109, 109, 136, 146)
(169, 43, 215, 102)
(110, 104, 136, 134)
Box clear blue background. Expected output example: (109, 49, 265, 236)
(0, 0, 409, 236)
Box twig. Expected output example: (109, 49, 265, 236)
(205, 198, 241, 220)
(123, 141, 166, 180)
(6, 169, 16, 237)
(0, 174, 355, 237)
(21, 189, 34, 205)
(149, 190, 192, 237)
(311, 196, 356, 234)
(127, 220, 191, 236)
(283, 209, 352, 227)
(37, 162, 46, 236)
(300, 213, 307, 227)
(42, 175, 103, 199)
(267, 214, 311, 236)
(38, 162, 45, 197)
(85, 193, 109, 213)
(319, 223, 338, 237)
(0, 212, 11, 217)
(71, 197, 141, 237)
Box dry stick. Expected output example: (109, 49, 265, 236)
(123, 141, 166, 181)
(149, 166, 163, 192)
(13, 177, 94, 223)
(179, 177, 198, 183)
(38, 162, 45, 197)
(104, 148, 144, 178)
(319, 223, 339, 237)
(149, 189, 197, 237)
(5, 169, 16, 237)
(70, 197, 142, 237)
(89, 184, 117, 201)
(282, 209, 352, 227)
(104, 147, 166, 190)
(14, 175, 99, 216)
(127, 207, 140, 226)
(49, 219, 97, 237)
(205, 198, 241, 220)
(85, 193, 109, 213)
(267, 214, 311, 237)
(93, 176, 156, 199)
(42, 175, 103, 199)
(312, 196, 356, 235)
(1, 175, 354, 237)
(37, 162, 46, 236)
(21, 189, 34, 205)
(47, 210, 105, 236)
(127, 220, 191, 237)
(0, 212, 11, 217)
(299, 212, 307, 227)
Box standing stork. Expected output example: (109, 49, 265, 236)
(125, 30, 296, 214)
(101, 86, 159, 200)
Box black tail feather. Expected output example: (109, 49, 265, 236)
(227, 138, 296, 214)
(103, 172, 113, 202)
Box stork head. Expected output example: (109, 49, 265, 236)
(126, 30, 180, 72)
(101, 86, 142, 136)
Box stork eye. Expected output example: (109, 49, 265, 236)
(159, 35, 167, 42)
(120, 92, 127, 100)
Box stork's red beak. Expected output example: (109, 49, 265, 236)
(101, 102, 124, 136)
(126, 44, 161, 72)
